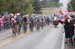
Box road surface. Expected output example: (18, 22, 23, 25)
(0, 23, 74, 49)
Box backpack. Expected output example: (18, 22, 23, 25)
(29, 17, 34, 23)
(16, 16, 22, 24)
(23, 17, 27, 22)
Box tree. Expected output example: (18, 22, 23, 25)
(0, 0, 9, 14)
(68, 0, 75, 11)
(52, 0, 59, 2)
(8, 0, 29, 13)
(0, 0, 42, 14)
(32, 0, 42, 14)
(0, 0, 34, 14)
(41, 0, 60, 8)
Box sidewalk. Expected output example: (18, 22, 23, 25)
(65, 44, 75, 49)
(0, 24, 65, 49)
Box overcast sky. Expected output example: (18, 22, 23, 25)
(59, 0, 70, 9)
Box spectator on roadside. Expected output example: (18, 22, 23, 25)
(64, 16, 74, 45)
(0, 16, 4, 30)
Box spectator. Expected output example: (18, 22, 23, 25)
(64, 16, 74, 45)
